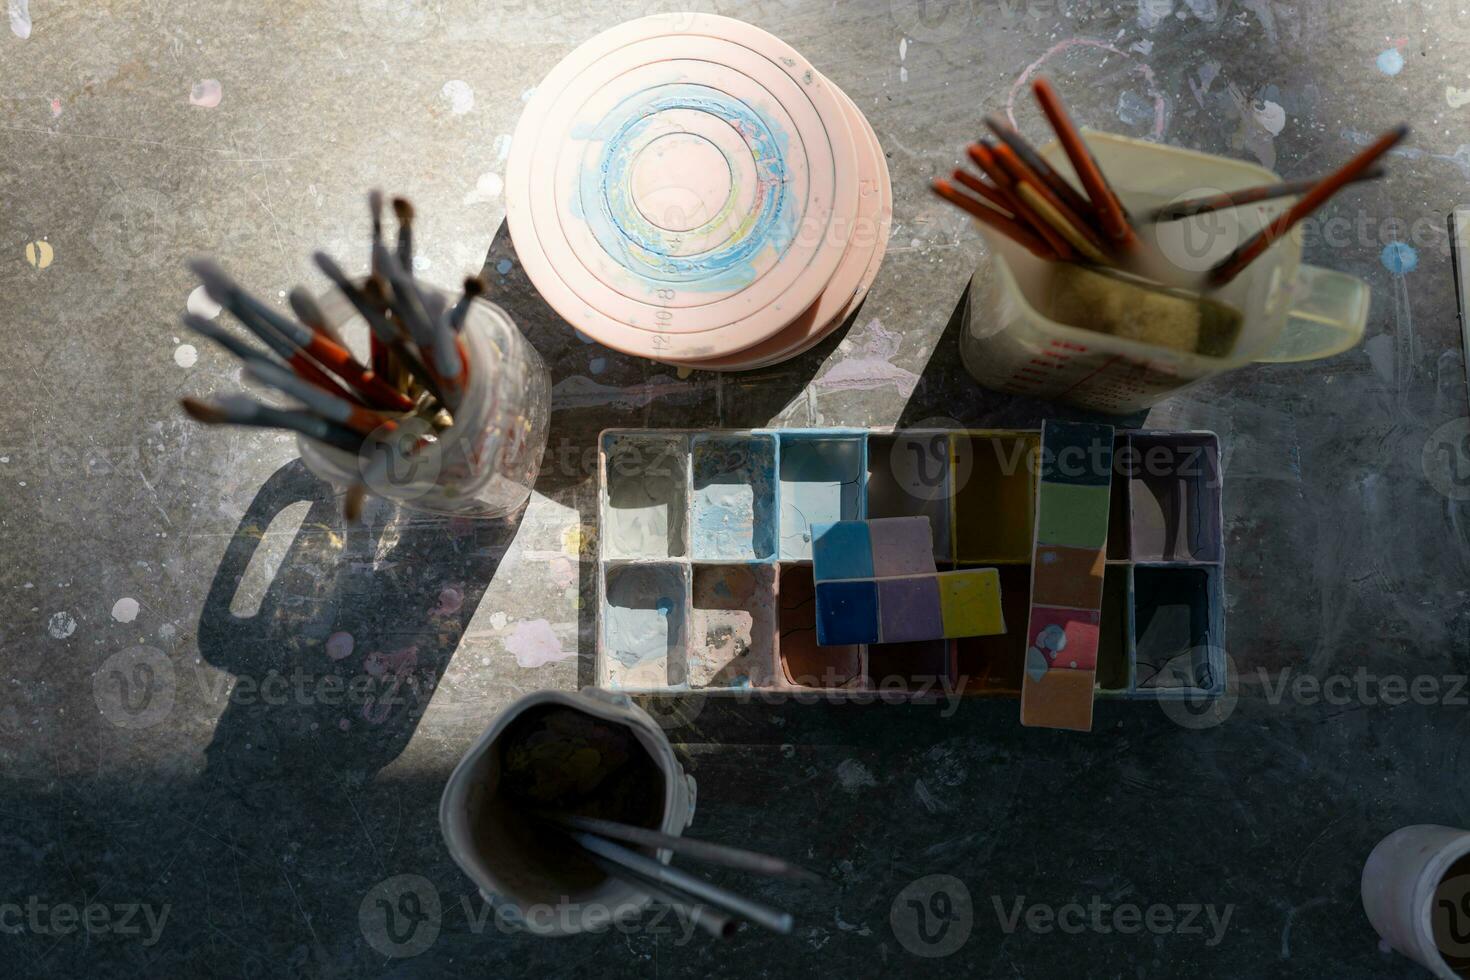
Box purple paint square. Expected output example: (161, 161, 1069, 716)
(869, 517, 937, 578)
(877, 576, 944, 644)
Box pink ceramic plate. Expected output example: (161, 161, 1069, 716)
(664, 75, 892, 372)
(505, 14, 860, 361)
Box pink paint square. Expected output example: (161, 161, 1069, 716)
(868, 516, 937, 577)
(1025, 606, 1101, 671)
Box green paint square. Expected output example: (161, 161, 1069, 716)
(1036, 482, 1110, 550)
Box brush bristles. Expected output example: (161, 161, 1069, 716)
(180, 397, 226, 425)
(392, 197, 414, 224)
(368, 190, 385, 238)
(463, 276, 485, 298)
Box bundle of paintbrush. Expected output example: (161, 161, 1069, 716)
(932, 77, 1406, 289)
(530, 810, 817, 938)
(178, 192, 489, 517)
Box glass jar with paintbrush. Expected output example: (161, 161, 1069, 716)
(177, 193, 551, 518)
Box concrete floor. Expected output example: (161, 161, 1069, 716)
(3, 0, 1470, 976)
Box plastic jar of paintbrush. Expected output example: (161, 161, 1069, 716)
(298, 284, 551, 517)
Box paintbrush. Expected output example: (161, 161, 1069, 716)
(372, 242, 437, 351)
(181, 313, 277, 367)
(191, 259, 413, 411)
(569, 832, 793, 935)
(1032, 78, 1140, 254)
(984, 113, 1097, 225)
(584, 855, 737, 939)
(448, 277, 486, 333)
(392, 197, 415, 272)
(1147, 167, 1387, 222)
(313, 252, 446, 402)
(967, 141, 1074, 260)
(245, 359, 399, 437)
(1208, 124, 1408, 286)
(181, 395, 364, 453)
(538, 812, 820, 881)
(990, 141, 1109, 263)
(931, 177, 1055, 258)
(288, 287, 346, 347)
(367, 189, 391, 378)
(949, 168, 1015, 217)
(343, 482, 367, 524)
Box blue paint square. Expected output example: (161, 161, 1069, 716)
(815, 581, 880, 646)
(811, 521, 874, 582)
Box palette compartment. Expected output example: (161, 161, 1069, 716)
(597, 427, 1226, 704)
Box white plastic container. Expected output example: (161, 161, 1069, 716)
(439, 689, 697, 937)
(962, 132, 1372, 414)
(1362, 824, 1470, 978)
(299, 285, 550, 516)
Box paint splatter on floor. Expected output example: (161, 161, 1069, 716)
(836, 758, 877, 792)
(49, 97, 60, 117)
(111, 598, 140, 623)
(9, 0, 30, 39)
(1376, 49, 1404, 76)
(816, 318, 920, 397)
(1381, 242, 1418, 275)
(433, 586, 464, 615)
(47, 612, 76, 639)
(1448, 86, 1470, 109)
(189, 79, 222, 108)
(464, 171, 503, 205)
(505, 619, 575, 668)
(186, 285, 221, 319)
(24, 240, 52, 269)
(441, 79, 474, 115)
(325, 631, 354, 660)
(174, 343, 198, 368)
(495, 258, 513, 275)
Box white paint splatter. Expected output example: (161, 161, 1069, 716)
(1181, 0, 1218, 19)
(493, 133, 513, 161)
(47, 612, 76, 639)
(463, 170, 504, 205)
(325, 631, 354, 660)
(488, 611, 508, 630)
(110, 598, 140, 623)
(9, 0, 30, 39)
(441, 79, 474, 115)
(1448, 86, 1470, 109)
(1252, 99, 1286, 136)
(551, 374, 704, 410)
(173, 343, 198, 368)
(899, 37, 908, 61)
(814, 318, 919, 397)
(836, 758, 877, 792)
(505, 619, 575, 668)
(1137, 0, 1173, 29)
(186, 285, 221, 319)
(189, 79, 223, 108)
(899, 66, 908, 84)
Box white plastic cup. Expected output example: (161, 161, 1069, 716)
(962, 132, 1372, 414)
(439, 688, 697, 937)
(299, 285, 551, 517)
(1362, 824, 1470, 978)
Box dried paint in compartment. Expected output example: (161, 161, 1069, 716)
(779, 564, 862, 688)
(1133, 566, 1221, 692)
(602, 434, 688, 559)
(866, 433, 952, 561)
(1128, 434, 1222, 562)
(778, 435, 863, 559)
(691, 435, 776, 561)
(603, 563, 688, 688)
(690, 565, 776, 688)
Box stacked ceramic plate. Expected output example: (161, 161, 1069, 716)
(506, 13, 892, 372)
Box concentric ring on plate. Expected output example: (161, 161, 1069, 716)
(506, 13, 863, 362)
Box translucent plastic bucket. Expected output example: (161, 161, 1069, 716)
(962, 132, 1371, 414)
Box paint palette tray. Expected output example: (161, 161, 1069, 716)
(596, 428, 1226, 702)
